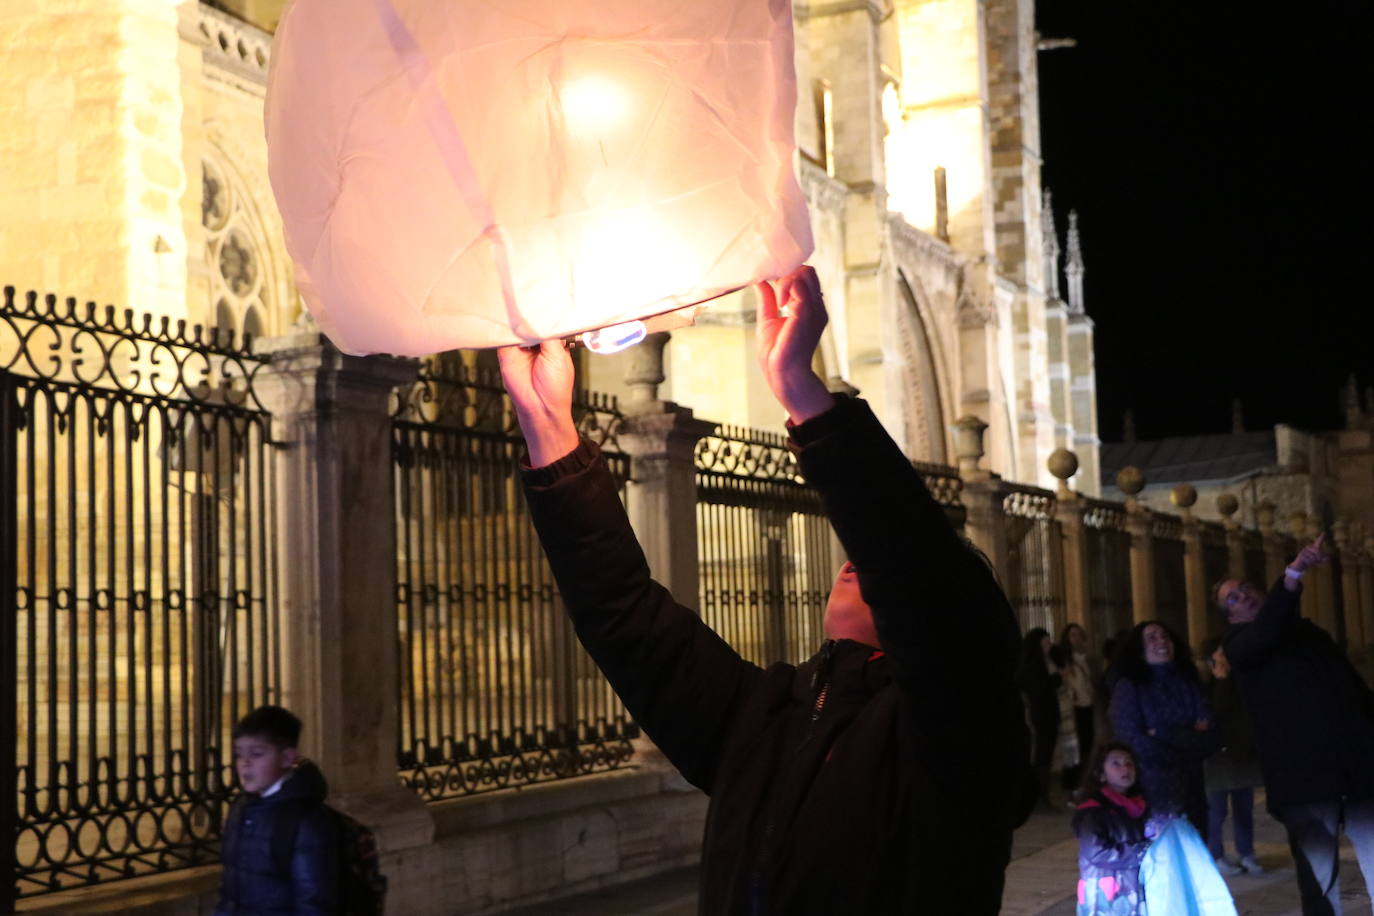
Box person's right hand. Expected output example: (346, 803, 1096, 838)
(497, 341, 579, 468)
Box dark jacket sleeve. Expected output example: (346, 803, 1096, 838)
(790, 398, 1023, 768)
(521, 438, 764, 792)
(1108, 679, 1170, 762)
(1224, 578, 1300, 669)
(290, 807, 340, 915)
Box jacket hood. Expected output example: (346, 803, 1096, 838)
(270, 758, 329, 804)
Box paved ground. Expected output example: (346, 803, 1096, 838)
(509, 794, 1374, 914)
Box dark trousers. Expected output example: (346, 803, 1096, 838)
(1062, 705, 1095, 789)
(1206, 787, 1255, 859)
(1278, 797, 1374, 915)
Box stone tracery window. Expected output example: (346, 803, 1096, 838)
(203, 156, 271, 345)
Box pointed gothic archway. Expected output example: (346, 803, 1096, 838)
(895, 271, 951, 464)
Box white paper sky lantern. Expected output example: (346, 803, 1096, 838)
(265, 0, 815, 355)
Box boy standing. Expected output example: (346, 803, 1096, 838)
(216, 705, 339, 916)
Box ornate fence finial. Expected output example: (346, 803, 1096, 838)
(1216, 493, 1240, 530)
(1042, 188, 1061, 300)
(1065, 209, 1085, 313)
(624, 330, 672, 409)
(1170, 483, 1197, 520)
(952, 415, 989, 480)
(1115, 465, 1144, 512)
(1047, 447, 1077, 498)
(1255, 500, 1277, 537)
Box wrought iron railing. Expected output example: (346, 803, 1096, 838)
(390, 357, 636, 801)
(694, 425, 835, 667)
(1001, 484, 1065, 636)
(1083, 499, 1134, 643)
(1, 287, 280, 904)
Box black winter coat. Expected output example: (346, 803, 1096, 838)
(1223, 579, 1374, 811)
(215, 761, 340, 915)
(522, 397, 1030, 914)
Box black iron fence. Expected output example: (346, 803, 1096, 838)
(1002, 485, 1066, 636)
(390, 358, 636, 801)
(1152, 516, 1188, 639)
(693, 426, 835, 666)
(0, 288, 280, 905)
(1083, 500, 1133, 645)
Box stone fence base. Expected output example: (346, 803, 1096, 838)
(18, 754, 707, 916)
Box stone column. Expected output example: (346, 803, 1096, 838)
(1256, 501, 1287, 584)
(1357, 532, 1368, 661)
(954, 416, 1009, 578)
(1049, 449, 1092, 639)
(254, 330, 433, 852)
(617, 335, 717, 609)
(1333, 521, 1366, 654)
(1217, 493, 1247, 580)
(1116, 467, 1154, 625)
(1173, 485, 1210, 654)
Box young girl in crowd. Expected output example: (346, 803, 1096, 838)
(1073, 742, 1151, 916)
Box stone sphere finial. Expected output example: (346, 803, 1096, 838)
(1216, 493, 1239, 518)
(1115, 466, 1145, 497)
(1289, 511, 1312, 539)
(1170, 483, 1197, 509)
(1048, 448, 1079, 482)
(1255, 500, 1277, 536)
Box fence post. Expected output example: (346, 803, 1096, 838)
(1116, 467, 1155, 625)
(1049, 449, 1092, 641)
(1172, 485, 1210, 655)
(1360, 533, 1374, 677)
(954, 416, 1010, 580)
(1333, 521, 1366, 657)
(1217, 493, 1248, 580)
(1256, 501, 1288, 584)
(617, 334, 716, 609)
(254, 330, 433, 853)
(1, 372, 18, 912)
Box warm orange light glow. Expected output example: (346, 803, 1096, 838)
(560, 77, 631, 130)
(265, 0, 813, 355)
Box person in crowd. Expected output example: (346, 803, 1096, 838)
(1217, 534, 1374, 914)
(1108, 620, 1219, 832)
(1199, 636, 1264, 876)
(1072, 741, 1151, 916)
(497, 266, 1030, 913)
(1060, 623, 1101, 787)
(1019, 628, 1065, 808)
(216, 705, 339, 916)
(1053, 643, 1082, 794)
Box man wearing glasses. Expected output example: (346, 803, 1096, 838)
(1217, 534, 1374, 914)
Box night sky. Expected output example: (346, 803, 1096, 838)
(1035, 0, 1373, 442)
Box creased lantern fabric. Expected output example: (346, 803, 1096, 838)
(265, 0, 814, 355)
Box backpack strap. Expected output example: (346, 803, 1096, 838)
(270, 799, 311, 877)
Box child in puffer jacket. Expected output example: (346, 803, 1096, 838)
(1073, 741, 1151, 916)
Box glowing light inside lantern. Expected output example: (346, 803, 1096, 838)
(581, 320, 647, 354)
(560, 77, 632, 129)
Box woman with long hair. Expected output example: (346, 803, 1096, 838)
(1059, 623, 1100, 788)
(1107, 621, 1220, 832)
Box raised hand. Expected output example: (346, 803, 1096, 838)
(755, 265, 835, 424)
(1291, 532, 1330, 574)
(497, 341, 579, 468)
